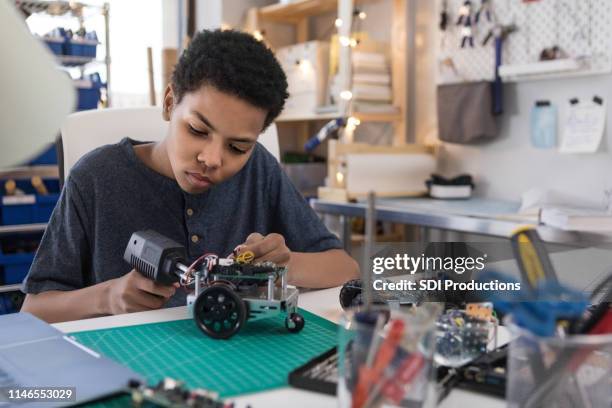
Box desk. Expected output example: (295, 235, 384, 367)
(312, 197, 612, 247)
(53, 286, 506, 408)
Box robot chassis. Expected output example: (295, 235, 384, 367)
(123, 230, 304, 339)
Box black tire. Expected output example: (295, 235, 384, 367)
(285, 312, 305, 333)
(193, 283, 246, 339)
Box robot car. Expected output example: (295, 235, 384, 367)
(123, 230, 304, 339)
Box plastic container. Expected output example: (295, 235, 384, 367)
(43, 36, 65, 55)
(1, 193, 60, 225)
(337, 304, 442, 408)
(0, 252, 35, 284)
(505, 317, 612, 408)
(75, 73, 103, 111)
(65, 31, 98, 57)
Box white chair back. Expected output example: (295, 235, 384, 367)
(58, 107, 280, 182)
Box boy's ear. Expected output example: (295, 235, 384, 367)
(162, 85, 174, 121)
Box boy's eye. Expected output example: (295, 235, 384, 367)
(188, 125, 208, 136)
(230, 144, 248, 154)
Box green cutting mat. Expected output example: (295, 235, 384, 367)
(71, 309, 337, 399)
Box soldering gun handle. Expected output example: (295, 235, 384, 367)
(123, 230, 188, 285)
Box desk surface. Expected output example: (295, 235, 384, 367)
(53, 286, 506, 408)
(312, 197, 612, 244)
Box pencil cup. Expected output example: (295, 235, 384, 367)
(505, 318, 612, 408)
(337, 304, 442, 408)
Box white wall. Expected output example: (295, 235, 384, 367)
(437, 76, 612, 204)
(412, 0, 612, 205)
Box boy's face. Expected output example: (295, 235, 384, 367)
(162, 85, 267, 194)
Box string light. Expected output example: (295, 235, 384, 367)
(340, 90, 353, 101)
(335, 18, 343, 28)
(358, 11, 367, 20)
(252, 30, 264, 41)
(336, 171, 345, 185)
(339, 36, 351, 47)
(347, 116, 361, 127)
(296, 59, 313, 75)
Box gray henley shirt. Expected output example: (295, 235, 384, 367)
(22, 138, 341, 307)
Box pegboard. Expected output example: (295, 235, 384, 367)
(437, 0, 612, 84)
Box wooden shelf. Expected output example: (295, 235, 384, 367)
(353, 111, 401, 122)
(276, 111, 339, 122)
(276, 110, 401, 123)
(259, 0, 376, 23)
(259, 0, 339, 22)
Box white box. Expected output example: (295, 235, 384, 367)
(276, 41, 330, 115)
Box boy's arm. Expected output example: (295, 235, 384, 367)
(239, 232, 359, 288)
(288, 249, 359, 288)
(21, 270, 178, 323)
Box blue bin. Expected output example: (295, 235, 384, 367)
(0, 252, 35, 284)
(75, 73, 103, 111)
(1, 193, 60, 226)
(66, 38, 98, 57)
(43, 37, 65, 55)
(27, 143, 58, 166)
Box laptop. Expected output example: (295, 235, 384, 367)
(0, 313, 142, 407)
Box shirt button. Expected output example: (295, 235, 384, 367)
(191, 234, 199, 243)
(186, 208, 194, 216)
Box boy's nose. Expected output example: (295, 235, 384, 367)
(197, 142, 222, 169)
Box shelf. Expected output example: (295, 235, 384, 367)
(0, 223, 47, 235)
(17, 0, 107, 17)
(276, 110, 401, 123)
(259, 0, 375, 23)
(0, 165, 59, 180)
(353, 111, 401, 122)
(57, 55, 101, 67)
(276, 111, 340, 122)
(0, 284, 22, 294)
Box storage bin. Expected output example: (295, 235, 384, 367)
(43, 36, 65, 55)
(0, 292, 25, 315)
(75, 73, 103, 111)
(0, 252, 35, 284)
(65, 37, 98, 57)
(1, 193, 60, 225)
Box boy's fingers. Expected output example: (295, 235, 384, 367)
(244, 234, 286, 259)
(134, 291, 166, 310)
(245, 232, 265, 245)
(254, 248, 291, 266)
(135, 275, 176, 298)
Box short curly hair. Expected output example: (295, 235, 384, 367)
(171, 29, 288, 130)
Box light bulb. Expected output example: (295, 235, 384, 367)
(339, 36, 351, 47)
(340, 90, 353, 100)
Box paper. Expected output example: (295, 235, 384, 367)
(559, 100, 606, 153)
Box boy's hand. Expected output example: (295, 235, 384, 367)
(238, 232, 291, 266)
(105, 269, 178, 315)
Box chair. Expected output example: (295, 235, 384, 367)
(57, 107, 280, 184)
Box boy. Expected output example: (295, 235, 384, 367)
(21, 30, 359, 323)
